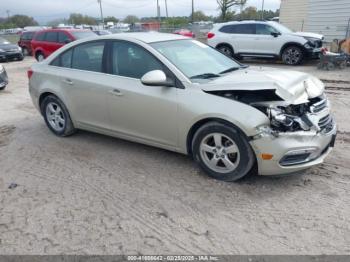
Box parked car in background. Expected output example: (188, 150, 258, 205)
(93, 30, 112, 36)
(18, 31, 36, 56)
(207, 21, 324, 65)
(0, 64, 8, 90)
(31, 29, 96, 61)
(0, 37, 23, 62)
(173, 29, 195, 38)
(28, 33, 336, 182)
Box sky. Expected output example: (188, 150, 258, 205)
(1, 0, 281, 24)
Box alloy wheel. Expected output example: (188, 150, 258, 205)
(45, 102, 66, 132)
(199, 133, 240, 173)
(283, 47, 302, 65)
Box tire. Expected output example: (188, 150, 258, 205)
(0, 86, 5, 91)
(217, 44, 234, 58)
(192, 122, 255, 182)
(22, 47, 29, 56)
(281, 45, 304, 65)
(36, 52, 45, 62)
(41, 95, 76, 137)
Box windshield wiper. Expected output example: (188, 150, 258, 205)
(219, 67, 241, 74)
(190, 73, 221, 79)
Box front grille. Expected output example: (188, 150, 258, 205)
(319, 115, 332, 130)
(310, 98, 327, 113)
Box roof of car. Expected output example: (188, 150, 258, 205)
(214, 20, 271, 26)
(96, 32, 188, 43)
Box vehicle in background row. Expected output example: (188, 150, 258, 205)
(93, 30, 112, 36)
(208, 21, 324, 65)
(18, 31, 36, 56)
(28, 33, 336, 182)
(173, 29, 195, 38)
(0, 65, 8, 90)
(0, 37, 23, 62)
(31, 29, 96, 61)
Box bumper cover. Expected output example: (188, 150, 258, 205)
(0, 51, 23, 60)
(250, 123, 337, 176)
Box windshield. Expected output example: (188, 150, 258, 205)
(70, 31, 96, 39)
(0, 37, 10, 44)
(268, 21, 293, 33)
(151, 40, 242, 81)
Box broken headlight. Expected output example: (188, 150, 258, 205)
(267, 106, 312, 132)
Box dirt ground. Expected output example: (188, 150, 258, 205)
(0, 57, 350, 255)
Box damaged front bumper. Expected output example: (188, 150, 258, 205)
(250, 121, 337, 176)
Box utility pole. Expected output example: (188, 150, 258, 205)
(164, 0, 169, 18)
(157, 0, 160, 21)
(97, 0, 104, 29)
(6, 10, 10, 20)
(191, 0, 194, 23)
(261, 0, 265, 20)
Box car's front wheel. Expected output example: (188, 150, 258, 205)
(281, 46, 304, 65)
(36, 52, 45, 62)
(192, 122, 255, 181)
(41, 95, 76, 137)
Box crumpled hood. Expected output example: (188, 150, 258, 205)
(200, 67, 325, 104)
(294, 31, 324, 40)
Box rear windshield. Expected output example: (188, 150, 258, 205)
(21, 32, 35, 40)
(70, 31, 96, 39)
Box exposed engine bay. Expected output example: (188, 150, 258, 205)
(206, 90, 334, 134)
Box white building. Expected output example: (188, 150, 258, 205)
(280, 0, 350, 42)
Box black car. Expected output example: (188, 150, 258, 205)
(0, 37, 24, 62)
(0, 65, 8, 90)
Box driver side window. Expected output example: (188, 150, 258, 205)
(111, 41, 164, 79)
(256, 24, 279, 35)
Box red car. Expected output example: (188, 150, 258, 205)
(173, 29, 195, 38)
(18, 31, 36, 56)
(31, 29, 96, 61)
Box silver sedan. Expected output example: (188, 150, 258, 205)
(28, 33, 336, 181)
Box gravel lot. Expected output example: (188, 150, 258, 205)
(0, 57, 350, 255)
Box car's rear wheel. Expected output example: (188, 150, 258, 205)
(22, 47, 29, 56)
(41, 95, 76, 137)
(36, 52, 45, 62)
(192, 122, 255, 182)
(217, 44, 234, 57)
(282, 46, 304, 65)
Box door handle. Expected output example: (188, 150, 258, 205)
(63, 78, 73, 85)
(109, 89, 123, 96)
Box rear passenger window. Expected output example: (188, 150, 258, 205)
(219, 24, 255, 34)
(35, 32, 46, 41)
(58, 32, 70, 44)
(71, 42, 105, 73)
(45, 32, 58, 42)
(50, 49, 72, 68)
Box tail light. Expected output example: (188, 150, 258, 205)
(27, 69, 33, 79)
(207, 32, 215, 39)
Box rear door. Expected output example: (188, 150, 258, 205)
(51, 40, 111, 129)
(219, 24, 256, 54)
(44, 32, 63, 57)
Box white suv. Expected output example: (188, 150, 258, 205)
(208, 21, 324, 65)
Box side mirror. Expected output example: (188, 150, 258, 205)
(271, 32, 280, 38)
(141, 70, 174, 87)
(64, 39, 72, 44)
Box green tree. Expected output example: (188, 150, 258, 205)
(7, 15, 38, 28)
(68, 13, 97, 25)
(192, 11, 210, 22)
(104, 16, 119, 24)
(123, 15, 139, 24)
(216, 0, 247, 22)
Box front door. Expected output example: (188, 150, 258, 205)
(105, 41, 179, 148)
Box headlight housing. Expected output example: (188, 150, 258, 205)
(0, 48, 5, 52)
